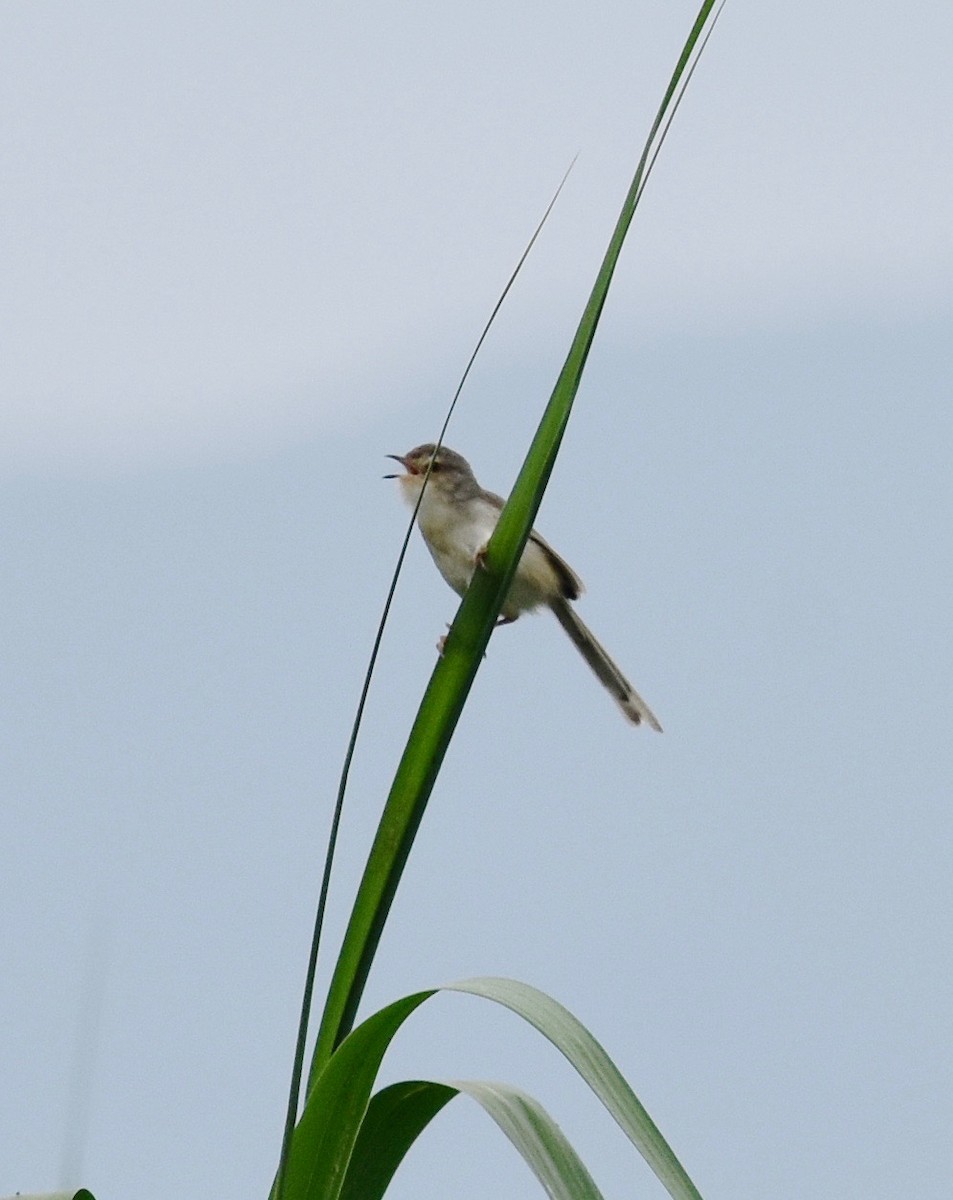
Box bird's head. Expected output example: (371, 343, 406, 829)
(385, 443, 479, 501)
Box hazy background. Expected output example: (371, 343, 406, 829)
(3, 1, 951, 1197)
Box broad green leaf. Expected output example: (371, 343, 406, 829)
(287, 981, 703, 1200)
(338, 1078, 605, 1200)
(310, 0, 719, 1082)
(280, 992, 434, 1200)
(338, 1081, 456, 1200)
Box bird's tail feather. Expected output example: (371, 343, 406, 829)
(549, 597, 662, 731)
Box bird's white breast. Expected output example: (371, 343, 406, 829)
(398, 473, 558, 614)
(414, 487, 498, 597)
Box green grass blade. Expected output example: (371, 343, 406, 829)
(453, 1081, 606, 1200)
(338, 1079, 606, 1200)
(309, 0, 719, 1082)
(273, 170, 574, 1200)
(339, 1077, 607, 1200)
(448, 977, 702, 1200)
(477, 0, 716, 585)
(278, 991, 435, 1200)
(288, 983, 704, 1200)
(337, 1081, 457, 1200)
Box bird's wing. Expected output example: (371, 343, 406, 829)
(527, 528, 584, 600)
(482, 489, 585, 601)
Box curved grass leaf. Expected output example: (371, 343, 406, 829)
(337, 1080, 457, 1200)
(309, 0, 719, 1083)
(287, 981, 703, 1200)
(448, 977, 702, 1200)
(272, 168, 577, 1200)
(452, 1080, 605, 1200)
(339, 1077, 606, 1200)
(279, 992, 434, 1200)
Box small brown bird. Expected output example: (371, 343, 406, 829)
(386, 444, 661, 730)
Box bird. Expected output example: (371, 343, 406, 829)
(386, 443, 662, 730)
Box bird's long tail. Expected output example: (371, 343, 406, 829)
(549, 597, 662, 731)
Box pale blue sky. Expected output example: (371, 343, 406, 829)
(2, 2, 952, 1198)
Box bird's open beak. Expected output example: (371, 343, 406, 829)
(383, 453, 413, 480)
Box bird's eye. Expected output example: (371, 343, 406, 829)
(429, 460, 441, 472)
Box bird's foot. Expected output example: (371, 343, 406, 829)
(437, 623, 497, 659)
